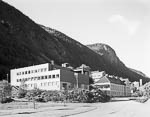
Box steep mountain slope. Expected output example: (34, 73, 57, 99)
(0, 1, 106, 80)
(87, 43, 150, 83)
(0, 1, 149, 83)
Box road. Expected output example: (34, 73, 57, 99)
(1, 100, 150, 117)
(69, 100, 150, 117)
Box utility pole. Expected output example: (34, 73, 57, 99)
(6, 74, 8, 83)
(74, 73, 78, 89)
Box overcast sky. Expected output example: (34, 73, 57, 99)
(4, 0, 150, 77)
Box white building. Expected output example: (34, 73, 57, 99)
(10, 62, 89, 90)
(90, 71, 106, 82)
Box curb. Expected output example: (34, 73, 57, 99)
(61, 106, 97, 117)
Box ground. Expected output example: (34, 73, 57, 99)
(0, 98, 150, 117)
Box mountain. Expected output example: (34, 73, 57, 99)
(0, 1, 149, 83)
(129, 68, 147, 77)
(87, 43, 150, 83)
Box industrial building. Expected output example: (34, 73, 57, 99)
(94, 75, 131, 97)
(10, 62, 90, 90)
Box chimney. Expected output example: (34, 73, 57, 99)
(140, 79, 142, 86)
(51, 60, 54, 65)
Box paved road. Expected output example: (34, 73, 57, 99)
(69, 100, 148, 117)
(1, 100, 150, 117)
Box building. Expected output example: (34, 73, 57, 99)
(90, 71, 106, 82)
(10, 62, 89, 91)
(94, 75, 131, 97)
(74, 64, 91, 76)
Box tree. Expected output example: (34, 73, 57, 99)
(0, 80, 11, 103)
(17, 80, 27, 98)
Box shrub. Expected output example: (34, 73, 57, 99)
(0, 96, 14, 103)
(18, 88, 27, 98)
(24, 88, 110, 103)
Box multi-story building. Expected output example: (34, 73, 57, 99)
(10, 62, 89, 91)
(94, 75, 131, 97)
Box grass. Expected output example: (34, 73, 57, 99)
(0, 101, 73, 110)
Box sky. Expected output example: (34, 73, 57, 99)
(4, 0, 150, 77)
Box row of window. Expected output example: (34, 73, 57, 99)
(97, 85, 110, 89)
(25, 81, 59, 88)
(111, 91, 124, 96)
(25, 81, 60, 88)
(16, 74, 59, 82)
(111, 84, 124, 91)
(16, 68, 47, 76)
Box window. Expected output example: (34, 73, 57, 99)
(49, 75, 51, 79)
(25, 71, 27, 74)
(35, 70, 37, 73)
(44, 68, 47, 71)
(48, 82, 51, 86)
(56, 81, 59, 85)
(25, 78, 27, 81)
(45, 76, 47, 79)
(52, 75, 55, 78)
(56, 74, 59, 78)
(17, 79, 19, 82)
(41, 83, 43, 86)
(22, 72, 24, 75)
(24, 84, 27, 87)
(28, 71, 30, 74)
(34, 83, 37, 88)
(41, 69, 43, 72)
(38, 77, 40, 80)
(38, 69, 40, 72)
(31, 77, 34, 81)
(41, 76, 44, 79)
(22, 78, 25, 82)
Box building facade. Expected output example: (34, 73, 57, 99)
(94, 75, 131, 97)
(10, 63, 89, 91)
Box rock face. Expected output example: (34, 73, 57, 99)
(87, 43, 150, 83)
(0, 1, 149, 83)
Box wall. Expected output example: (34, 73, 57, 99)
(10, 63, 50, 86)
(110, 83, 125, 97)
(11, 64, 61, 90)
(60, 69, 89, 89)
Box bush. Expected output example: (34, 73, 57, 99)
(136, 96, 148, 103)
(0, 97, 14, 103)
(23, 88, 110, 103)
(18, 88, 27, 98)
